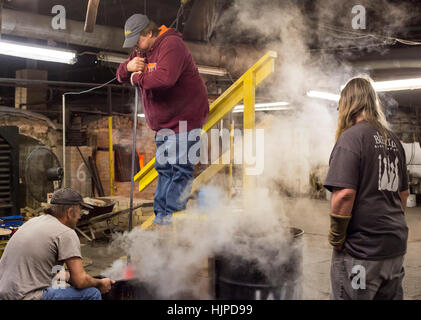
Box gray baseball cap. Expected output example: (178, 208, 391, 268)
(50, 188, 94, 209)
(123, 14, 150, 48)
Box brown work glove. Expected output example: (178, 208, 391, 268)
(328, 213, 351, 248)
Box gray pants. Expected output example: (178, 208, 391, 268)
(330, 248, 405, 300)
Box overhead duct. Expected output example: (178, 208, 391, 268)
(354, 60, 421, 70)
(0, 8, 264, 77)
(1, 8, 123, 52)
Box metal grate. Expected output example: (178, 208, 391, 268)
(0, 136, 12, 210)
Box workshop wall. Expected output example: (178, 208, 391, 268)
(87, 116, 156, 200)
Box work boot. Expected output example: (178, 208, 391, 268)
(146, 223, 172, 232)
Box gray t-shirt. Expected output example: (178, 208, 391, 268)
(324, 121, 408, 260)
(0, 214, 81, 300)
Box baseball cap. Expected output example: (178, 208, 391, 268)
(50, 188, 94, 210)
(123, 14, 150, 48)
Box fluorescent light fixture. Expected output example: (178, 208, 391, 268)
(197, 65, 228, 77)
(0, 40, 77, 64)
(308, 77, 421, 102)
(97, 52, 127, 64)
(373, 78, 421, 92)
(232, 101, 291, 113)
(307, 90, 340, 102)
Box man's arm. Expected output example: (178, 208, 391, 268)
(65, 257, 114, 294)
(399, 189, 410, 212)
(131, 37, 185, 90)
(331, 187, 356, 216)
(117, 51, 144, 84)
(329, 187, 356, 249)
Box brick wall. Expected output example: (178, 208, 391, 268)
(66, 146, 92, 197)
(88, 116, 156, 200)
(15, 69, 48, 110)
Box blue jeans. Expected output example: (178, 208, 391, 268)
(42, 286, 102, 300)
(153, 129, 201, 225)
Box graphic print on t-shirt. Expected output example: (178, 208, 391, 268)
(378, 155, 399, 192)
(373, 132, 399, 192)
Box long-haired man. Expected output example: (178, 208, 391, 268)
(324, 77, 409, 300)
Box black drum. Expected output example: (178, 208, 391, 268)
(215, 227, 304, 300)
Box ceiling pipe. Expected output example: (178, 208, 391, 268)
(1, 8, 265, 77)
(353, 60, 421, 70)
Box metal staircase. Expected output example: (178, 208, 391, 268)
(134, 51, 278, 229)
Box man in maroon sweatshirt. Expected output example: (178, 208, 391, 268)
(117, 14, 209, 225)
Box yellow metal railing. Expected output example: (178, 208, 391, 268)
(134, 51, 277, 189)
(137, 51, 277, 229)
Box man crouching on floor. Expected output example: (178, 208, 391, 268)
(0, 188, 114, 300)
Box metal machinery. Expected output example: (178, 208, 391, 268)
(0, 126, 19, 217)
(24, 146, 63, 203)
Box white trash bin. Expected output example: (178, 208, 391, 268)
(407, 194, 417, 208)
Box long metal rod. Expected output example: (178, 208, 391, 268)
(129, 88, 140, 232)
(62, 95, 66, 188)
(127, 87, 140, 266)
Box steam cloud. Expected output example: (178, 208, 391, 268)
(102, 0, 414, 298)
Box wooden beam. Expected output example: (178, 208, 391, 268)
(84, 0, 100, 33)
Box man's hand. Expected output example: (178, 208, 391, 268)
(97, 278, 115, 294)
(131, 71, 142, 86)
(127, 57, 145, 72)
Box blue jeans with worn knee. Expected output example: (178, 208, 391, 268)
(153, 129, 201, 225)
(42, 286, 102, 300)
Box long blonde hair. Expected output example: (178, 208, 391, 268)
(336, 77, 389, 142)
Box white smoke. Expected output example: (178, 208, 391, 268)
(102, 0, 414, 299)
(103, 187, 298, 299)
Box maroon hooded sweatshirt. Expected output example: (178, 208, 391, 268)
(116, 26, 209, 133)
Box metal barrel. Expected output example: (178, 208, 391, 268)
(214, 227, 304, 300)
(101, 279, 157, 300)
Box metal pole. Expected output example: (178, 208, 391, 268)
(243, 71, 256, 207)
(108, 87, 114, 196)
(229, 120, 234, 199)
(62, 94, 66, 188)
(129, 87, 140, 233)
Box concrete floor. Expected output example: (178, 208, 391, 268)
(282, 197, 421, 300)
(81, 197, 421, 300)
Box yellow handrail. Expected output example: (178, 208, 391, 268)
(134, 51, 277, 192)
(138, 51, 277, 229)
